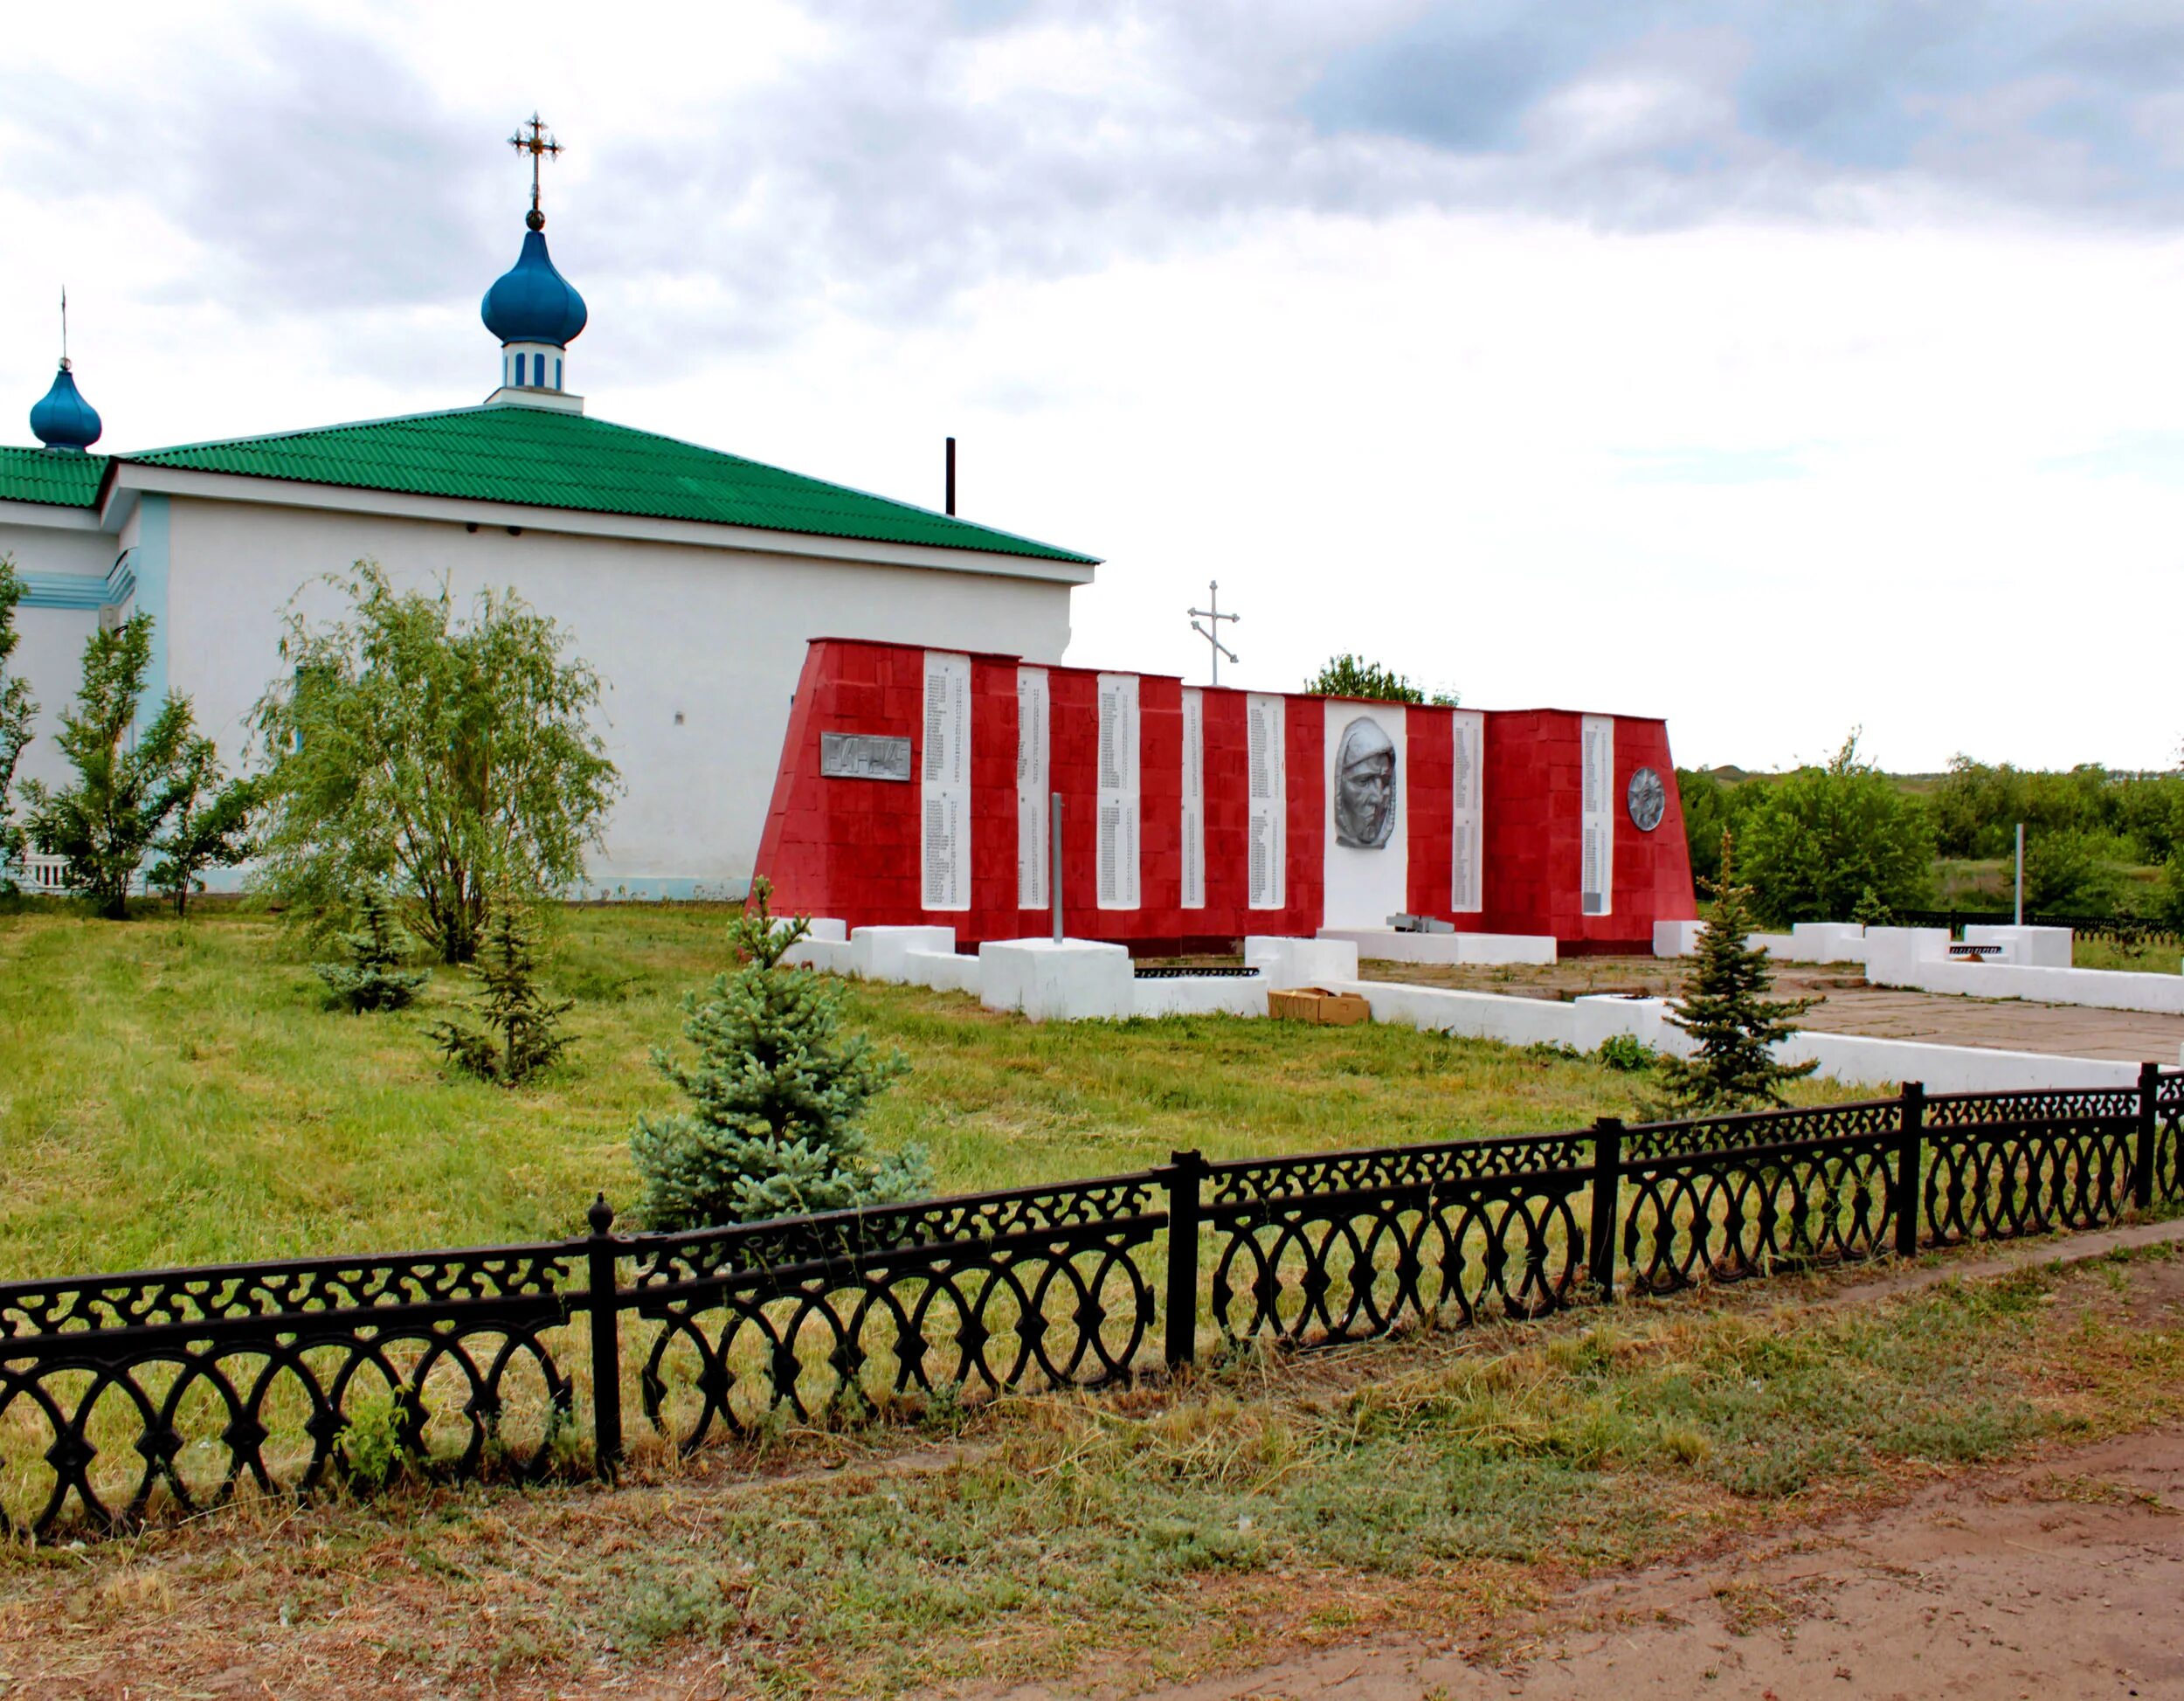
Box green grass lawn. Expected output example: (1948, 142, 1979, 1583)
(0, 902, 1846, 1281)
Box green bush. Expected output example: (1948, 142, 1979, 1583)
(1593, 1034, 1657, 1074)
(1738, 733, 1932, 926)
(251, 563, 619, 964)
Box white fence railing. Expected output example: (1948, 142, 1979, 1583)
(4, 855, 150, 896)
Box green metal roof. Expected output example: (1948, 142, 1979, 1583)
(125, 405, 1098, 564)
(0, 446, 109, 508)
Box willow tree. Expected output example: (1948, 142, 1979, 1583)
(250, 563, 619, 963)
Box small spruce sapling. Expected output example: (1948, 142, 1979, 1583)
(429, 902, 572, 1085)
(314, 887, 432, 1013)
(1850, 884, 1892, 929)
(632, 880, 926, 1229)
(1657, 831, 1820, 1112)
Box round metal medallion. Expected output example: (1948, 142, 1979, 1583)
(1627, 766, 1666, 833)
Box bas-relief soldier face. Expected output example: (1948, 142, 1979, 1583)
(1333, 716, 1399, 849)
(1337, 756, 1395, 847)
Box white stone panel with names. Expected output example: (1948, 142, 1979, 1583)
(1580, 713, 1614, 917)
(1095, 672, 1141, 909)
(1016, 667, 1049, 910)
(1247, 693, 1287, 910)
(921, 651, 971, 911)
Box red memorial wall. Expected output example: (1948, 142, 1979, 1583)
(754, 639, 1697, 953)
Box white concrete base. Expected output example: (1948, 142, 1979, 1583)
(788, 923, 2142, 1094)
(901, 949, 982, 995)
(1317, 928, 1557, 966)
(978, 937, 1135, 1021)
(1788, 922, 1866, 962)
(1963, 924, 2073, 968)
(1657, 920, 1870, 965)
(783, 937, 853, 972)
(1246, 935, 1360, 985)
(1654, 919, 1706, 957)
(1861, 927, 1955, 984)
(1572, 993, 1679, 1054)
(848, 925, 958, 984)
(1337, 979, 1582, 1048)
(1329, 979, 2138, 1091)
(1130, 973, 1268, 1019)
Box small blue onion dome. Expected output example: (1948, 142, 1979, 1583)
(480, 228, 588, 348)
(29, 360, 100, 452)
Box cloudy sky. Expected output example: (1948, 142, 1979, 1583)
(6, 1, 2183, 772)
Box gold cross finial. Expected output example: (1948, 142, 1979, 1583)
(508, 113, 563, 230)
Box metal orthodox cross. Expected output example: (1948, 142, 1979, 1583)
(508, 114, 563, 226)
(1187, 580, 1240, 685)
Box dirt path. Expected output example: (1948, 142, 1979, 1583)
(1072, 1428, 2184, 1701)
(1361, 957, 2184, 1064)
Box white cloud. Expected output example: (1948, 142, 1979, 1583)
(3, 0, 2182, 775)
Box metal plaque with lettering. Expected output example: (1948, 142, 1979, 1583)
(820, 732, 913, 782)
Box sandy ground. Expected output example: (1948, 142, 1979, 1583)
(1065, 1426, 2184, 1700)
(1358, 958, 2184, 1065)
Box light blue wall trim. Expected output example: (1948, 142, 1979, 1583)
(20, 551, 135, 611)
(132, 495, 170, 725)
(18, 572, 108, 610)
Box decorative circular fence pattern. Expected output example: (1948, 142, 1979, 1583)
(1, 1069, 2179, 1541)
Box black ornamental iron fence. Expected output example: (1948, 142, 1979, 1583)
(4, 1067, 2181, 1541)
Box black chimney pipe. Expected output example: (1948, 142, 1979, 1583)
(945, 436, 957, 515)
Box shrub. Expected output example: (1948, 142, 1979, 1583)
(250, 563, 619, 963)
(147, 733, 258, 916)
(631, 880, 925, 1229)
(1657, 832, 1819, 1113)
(314, 887, 432, 1013)
(1593, 1034, 1657, 1073)
(2022, 828, 2125, 915)
(1302, 654, 1459, 707)
(1738, 732, 1932, 925)
(429, 903, 573, 1085)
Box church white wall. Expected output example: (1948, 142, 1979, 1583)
(0, 515, 120, 798)
(159, 498, 1075, 888)
(9, 605, 100, 795)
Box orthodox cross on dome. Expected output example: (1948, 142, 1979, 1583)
(508, 113, 563, 231)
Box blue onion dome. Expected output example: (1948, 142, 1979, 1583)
(29, 360, 100, 452)
(480, 225, 588, 348)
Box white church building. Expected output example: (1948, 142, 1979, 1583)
(0, 125, 1097, 897)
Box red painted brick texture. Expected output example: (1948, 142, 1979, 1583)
(753, 641, 1697, 951)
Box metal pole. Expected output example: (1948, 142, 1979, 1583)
(945, 436, 957, 516)
(2014, 821, 2025, 926)
(1050, 792, 1064, 943)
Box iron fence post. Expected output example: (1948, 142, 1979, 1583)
(1893, 1082, 1925, 1259)
(584, 1193, 624, 1478)
(2135, 1061, 2159, 1212)
(1587, 1117, 1622, 1302)
(1163, 1150, 1206, 1373)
